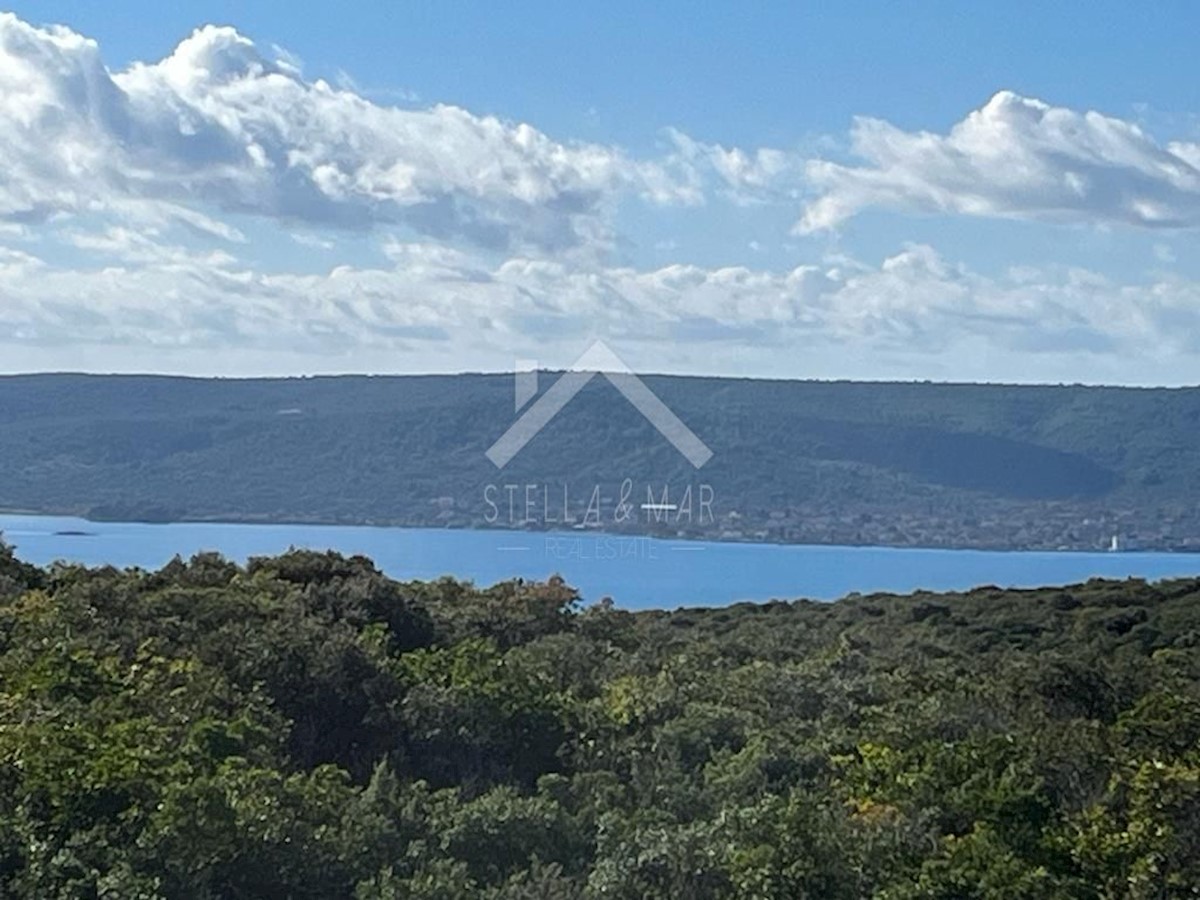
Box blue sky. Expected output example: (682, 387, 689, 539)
(12, 1, 1198, 143)
(0, 3, 1199, 382)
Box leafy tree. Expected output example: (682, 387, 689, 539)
(3, 547, 1200, 895)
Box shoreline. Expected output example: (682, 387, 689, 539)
(0, 507, 1194, 557)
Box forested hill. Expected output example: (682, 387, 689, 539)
(2, 373, 1200, 550)
(1, 543, 1198, 896)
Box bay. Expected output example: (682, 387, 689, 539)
(3, 513, 1200, 609)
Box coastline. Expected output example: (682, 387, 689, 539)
(0, 505, 1190, 556)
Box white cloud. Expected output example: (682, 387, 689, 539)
(799, 91, 1200, 232)
(290, 232, 334, 250)
(3, 233, 1200, 383)
(65, 225, 236, 267)
(1154, 243, 1177, 264)
(0, 13, 699, 255)
(2, 13, 1198, 387)
(665, 128, 805, 205)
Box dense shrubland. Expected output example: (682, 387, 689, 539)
(1, 540, 1198, 897)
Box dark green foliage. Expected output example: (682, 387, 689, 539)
(1, 547, 1199, 896)
(0, 536, 43, 602)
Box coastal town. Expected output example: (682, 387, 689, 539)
(427, 491, 1200, 553)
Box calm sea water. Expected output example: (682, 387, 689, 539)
(3, 513, 1200, 609)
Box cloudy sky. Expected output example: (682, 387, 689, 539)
(1, 2, 1199, 383)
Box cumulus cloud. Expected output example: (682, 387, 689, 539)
(4, 12, 1199, 386)
(799, 91, 1200, 232)
(664, 129, 805, 205)
(3, 229, 1199, 383)
(0, 13, 699, 254)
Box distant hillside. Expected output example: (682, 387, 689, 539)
(2, 373, 1200, 550)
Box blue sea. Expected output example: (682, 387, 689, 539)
(3, 513, 1199, 609)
